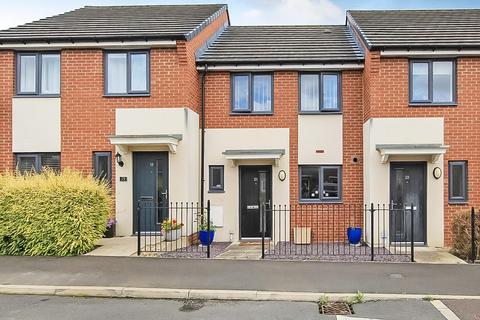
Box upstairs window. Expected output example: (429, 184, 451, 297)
(410, 60, 455, 104)
(231, 73, 273, 113)
(300, 73, 341, 113)
(16, 153, 60, 174)
(93, 152, 112, 184)
(449, 161, 467, 203)
(105, 51, 149, 95)
(299, 165, 342, 202)
(17, 53, 60, 95)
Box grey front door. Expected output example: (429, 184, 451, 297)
(390, 162, 426, 244)
(133, 152, 168, 233)
(239, 166, 272, 238)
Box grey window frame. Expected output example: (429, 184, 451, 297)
(409, 59, 457, 105)
(230, 73, 274, 114)
(299, 72, 342, 114)
(209, 165, 225, 192)
(448, 161, 468, 203)
(15, 153, 61, 173)
(104, 50, 150, 96)
(299, 165, 342, 203)
(16, 52, 61, 97)
(93, 151, 112, 184)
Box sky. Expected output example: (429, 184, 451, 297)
(1, 0, 480, 29)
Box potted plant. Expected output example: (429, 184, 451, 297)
(161, 219, 184, 241)
(347, 227, 362, 245)
(198, 216, 215, 246)
(104, 217, 117, 238)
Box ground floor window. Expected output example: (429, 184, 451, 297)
(209, 165, 224, 192)
(15, 153, 60, 174)
(449, 161, 467, 203)
(299, 165, 342, 202)
(93, 152, 112, 184)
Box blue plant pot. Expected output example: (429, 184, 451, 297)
(199, 230, 215, 246)
(347, 227, 362, 245)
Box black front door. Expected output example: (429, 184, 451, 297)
(133, 152, 169, 233)
(390, 162, 426, 244)
(240, 166, 272, 238)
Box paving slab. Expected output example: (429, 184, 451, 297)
(86, 236, 137, 257)
(442, 299, 480, 319)
(414, 248, 467, 265)
(0, 256, 479, 296)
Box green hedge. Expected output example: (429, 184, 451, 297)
(0, 170, 112, 256)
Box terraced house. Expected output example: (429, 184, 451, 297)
(0, 4, 478, 251)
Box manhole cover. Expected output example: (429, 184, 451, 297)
(320, 302, 352, 315)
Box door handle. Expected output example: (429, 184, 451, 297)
(161, 189, 168, 199)
(140, 196, 154, 200)
(405, 206, 417, 211)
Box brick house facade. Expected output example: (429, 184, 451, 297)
(0, 5, 477, 248)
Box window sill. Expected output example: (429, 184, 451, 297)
(14, 95, 60, 98)
(104, 94, 150, 98)
(448, 200, 468, 205)
(208, 190, 225, 194)
(230, 112, 273, 116)
(298, 200, 343, 205)
(298, 111, 342, 115)
(409, 103, 457, 107)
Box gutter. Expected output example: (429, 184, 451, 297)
(200, 64, 209, 210)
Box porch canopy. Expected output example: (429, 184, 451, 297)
(376, 143, 448, 164)
(109, 134, 183, 153)
(222, 149, 285, 167)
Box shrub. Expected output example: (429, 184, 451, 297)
(0, 169, 112, 256)
(451, 210, 479, 261)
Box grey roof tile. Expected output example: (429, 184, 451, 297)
(0, 4, 227, 43)
(197, 25, 364, 64)
(348, 9, 480, 49)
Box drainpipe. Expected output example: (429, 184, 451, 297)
(200, 64, 208, 211)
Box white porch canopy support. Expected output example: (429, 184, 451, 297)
(376, 144, 449, 164)
(222, 149, 285, 167)
(109, 134, 183, 153)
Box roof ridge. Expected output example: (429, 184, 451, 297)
(347, 8, 480, 13)
(227, 24, 346, 28)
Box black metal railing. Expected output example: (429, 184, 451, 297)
(471, 207, 479, 262)
(262, 203, 415, 262)
(136, 200, 212, 258)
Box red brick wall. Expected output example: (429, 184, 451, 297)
(204, 70, 364, 240)
(363, 54, 480, 245)
(0, 51, 14, 171)
(59, 10, 229, 175)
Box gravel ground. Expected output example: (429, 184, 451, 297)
(154, 242, 231, 259)
(264, 242, 412, 262)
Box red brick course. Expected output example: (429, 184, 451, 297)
(0, 51, 14, 171)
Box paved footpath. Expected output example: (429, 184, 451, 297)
(0, 256, 479, 296)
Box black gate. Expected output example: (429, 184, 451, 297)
(136, 200, 212, 258)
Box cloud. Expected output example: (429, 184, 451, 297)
(234, 0, 344, 25)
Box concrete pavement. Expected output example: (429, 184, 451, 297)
(0, 256, 479, 296)
(0, 295, 452, 320)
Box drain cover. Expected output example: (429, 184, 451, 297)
(320, 302, 352, 315)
